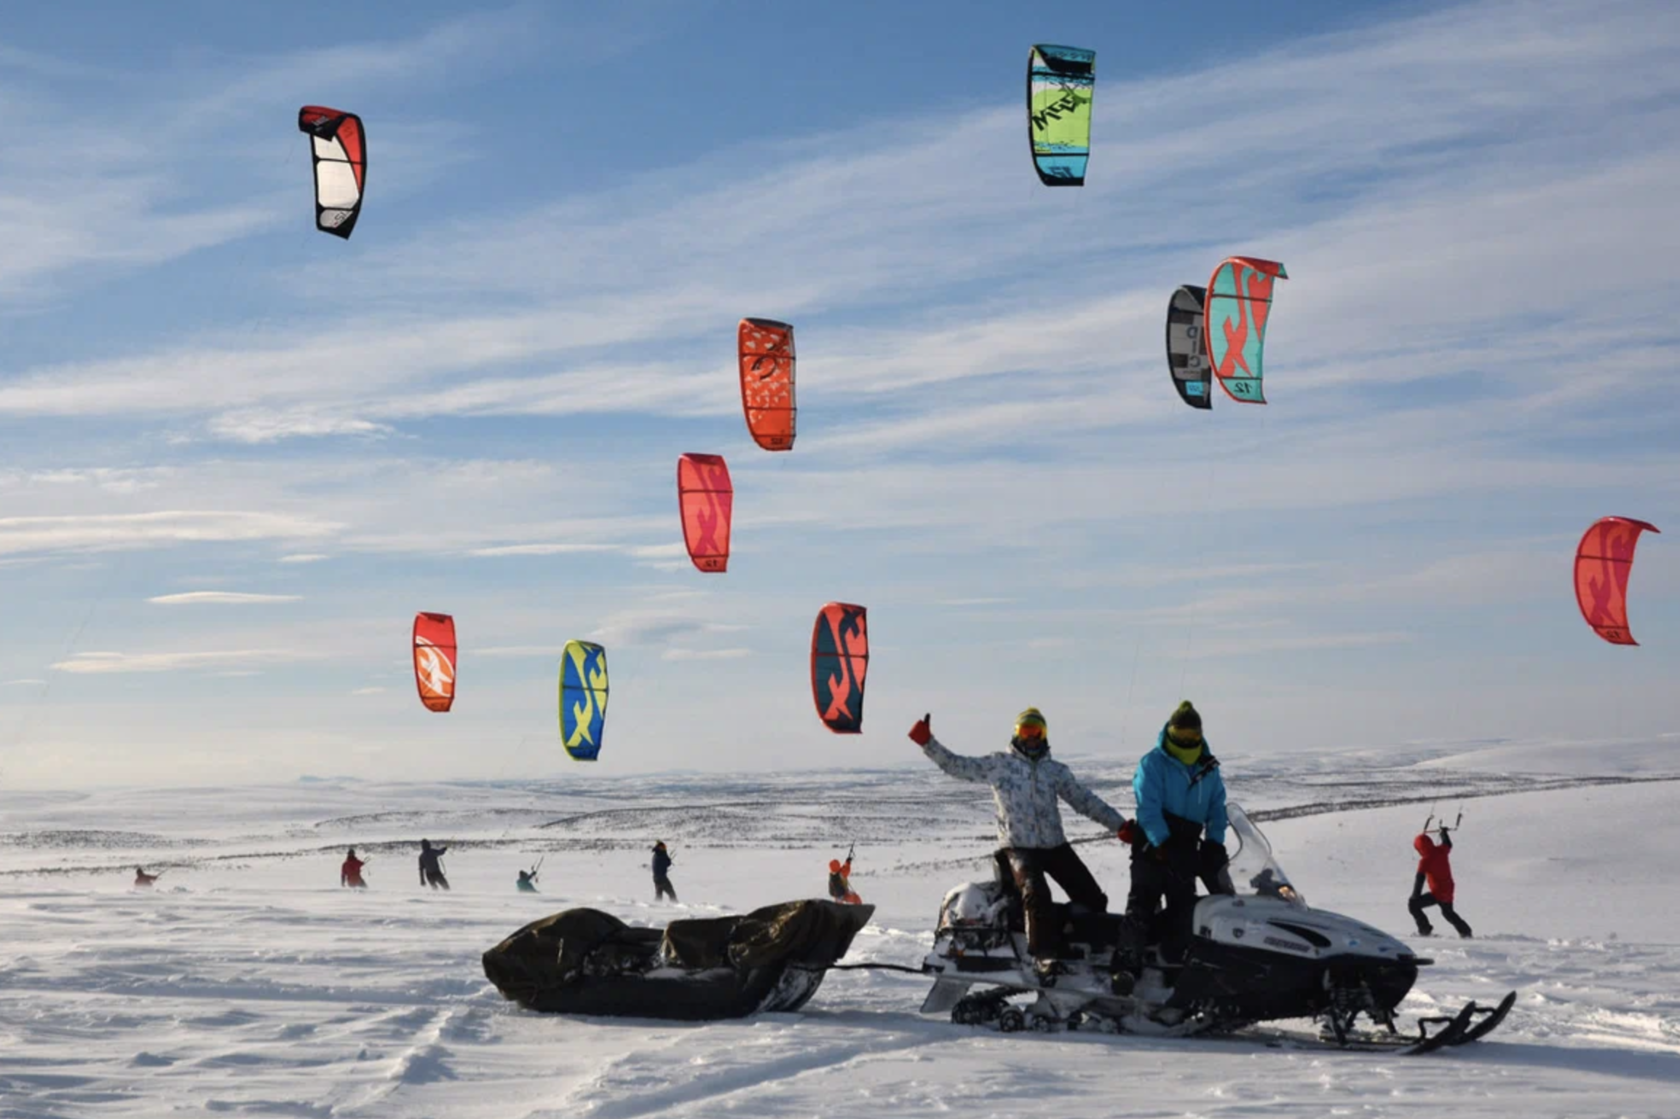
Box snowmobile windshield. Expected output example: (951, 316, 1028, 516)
(1225, 804, 1306, 909)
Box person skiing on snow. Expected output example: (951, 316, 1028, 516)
(910, 707, 1131, 984)
(651, 841, 677, 901)
(341, 848, 367, 888)
(1409, 824, 1472, 938)
(516, 868, 539, 893)
(827, 850, 862, 904)
(133, 866, 160, 888)
(418, 839, 450, 890)
(1124, 701, 1231, 963)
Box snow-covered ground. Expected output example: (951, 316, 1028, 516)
(4, 743, 1680, 1118)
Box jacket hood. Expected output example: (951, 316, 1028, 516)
(1414, 834, 1435, 855)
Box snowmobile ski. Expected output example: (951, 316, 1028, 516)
(1454, 990, 1516, 1044)
(1398, 1001, 1477, 1054)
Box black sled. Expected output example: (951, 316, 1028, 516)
(483, 898, 873, 1020)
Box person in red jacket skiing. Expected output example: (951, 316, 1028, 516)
(341, 848, 368, 889)
(1408, 824, 1472, 938)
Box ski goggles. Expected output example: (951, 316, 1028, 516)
(1014, 721, 1047, 741)
(1166, 726, 1203, 745)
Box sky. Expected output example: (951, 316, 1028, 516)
(0, 0, 1676, 788)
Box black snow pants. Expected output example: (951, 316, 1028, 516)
(1125, 812, 1230, 963)
(1409, 892, 1472, 937)
(996, 843, 1108, 961)
(654, 876, 678, 902)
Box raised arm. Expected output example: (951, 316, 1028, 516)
(920, 736, 996, 783)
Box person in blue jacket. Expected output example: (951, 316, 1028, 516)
(1122, 701, 1231, 962)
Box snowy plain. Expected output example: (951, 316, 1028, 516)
(4, 740, 1680, 1118)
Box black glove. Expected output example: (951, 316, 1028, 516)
(1199, 839, 1229, 871)
(1147, 845, 1169, 864)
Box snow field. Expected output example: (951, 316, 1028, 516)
(3, 745, 1680, 1117)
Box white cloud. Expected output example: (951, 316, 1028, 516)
(0, 511, 341, 558)
(466, 543, 620, 557)
(661, 647, 751, 661)
(147, 591, 303, 605)
(279, 553, 330, 564)
(206, 412, 393, 444)
(50, 649, 309, 675)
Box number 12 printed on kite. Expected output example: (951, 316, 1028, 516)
(677, 453, 732, 573)
(1205, 257, 1287, 404)
(559, 640, 609, 761)
(1574, 516, 1660, 646)
(739, 318, 796, 452)
(412, 612, 457, 712)
(812, 603, 868, 734)
(1027, 45, 1095, 186)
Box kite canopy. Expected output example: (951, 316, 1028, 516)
(413, 612, 457, 712)
(560, 640, 609, 761)
(677, 454, 733, 573)
(1027, 45, 1095, 186)
(739, 318, 796, 452)
(1166, 285, 1212, 410)
(1205, 257, 1287, 404)
(811, 603, 868, 734)
(1575, 517, 1660, 646)
(297, 105, 366, 239)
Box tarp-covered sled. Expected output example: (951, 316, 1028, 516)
(482, 899, 874, 1020)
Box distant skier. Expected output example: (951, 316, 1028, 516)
(418, 839, 450, 891)
(652, 841, 677, 901)
(517, 856, 542, 893)
(1409, 823, 1473, 938)
(827, 849, 862, 904)
(910, 707, 1131, 984)
(133, 866, 160, 888)
(1125, 701, 1231, 963)
(341, 848, 368, 889)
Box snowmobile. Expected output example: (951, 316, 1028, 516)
(920, 804, 1513, 1053)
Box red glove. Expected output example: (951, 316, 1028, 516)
(909, 713, 932, 746)
(1118, 819, 1140, 845)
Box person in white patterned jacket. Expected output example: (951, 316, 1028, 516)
(909, 706, 1131, 984)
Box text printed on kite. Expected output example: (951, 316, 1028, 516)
(1574, 517, 1660, 646)
(560, 640, 609, 761)
(1205, 257, 1287, 404)
(739, 318, 796, 452)
(1166, 285, 1212, 410)
(1027, 45, 1095, 186)
(412, 613, 457, 713)
(297, 106, 366, 239)
(812, 603, 868, 734)
(677, 454, 733, 573)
